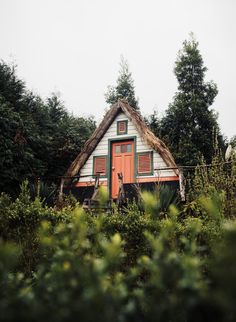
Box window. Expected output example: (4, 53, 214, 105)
(115, 143, 132, 154)
(137, 152, 153, 175)
(93, 156, 107, 176)
(117, 120, 128, 135)
(115, 145, 121, 153)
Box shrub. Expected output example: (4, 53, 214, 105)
(0, 187, 235, 321)
(0, 181, 73, 274)
(102, 202, 159, 269)
(190, 148, 236, 218)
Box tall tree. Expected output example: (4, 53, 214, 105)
(0, 61, 96, 196)
(146, 110, 162, 138)
(0, 61, 25, 108)
(105, 56, 139, 110)
(45, 94, 96, 177)
(158, 35, 223, 165)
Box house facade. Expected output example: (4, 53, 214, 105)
(64, 100, 180, 203)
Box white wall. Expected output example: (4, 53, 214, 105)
(79, 112, 175, 182)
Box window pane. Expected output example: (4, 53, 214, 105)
(121, 144, 127, 153)
(126, 144, 132, 152)
(117, 121, 128, 134)
(115, 145, 121, 153)
(119, 121, 126, 132)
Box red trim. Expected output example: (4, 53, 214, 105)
(137, 176, 179, 183)
(75, 181, 108, 187)
(75, 176, 179, 187)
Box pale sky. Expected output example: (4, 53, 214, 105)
(0, 0, 235, 139)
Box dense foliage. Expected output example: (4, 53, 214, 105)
(148, 36, 225, 165)
(105, 56, 139, 110)
(0, 153, 235, 321)
(0, 37, 235, 322)
(0, 61, 96, 196)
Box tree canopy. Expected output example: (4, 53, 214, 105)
(105, 56, 139, 110)
(152, 36, 224, 165)
(0, 61, 96, 196)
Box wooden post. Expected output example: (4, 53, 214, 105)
(91, 173, 100, 200)
(179, 168, 185, 201)
(37, 177, 40, 198)
(117, 172, 125, 206)
(59, 178, 65, 203)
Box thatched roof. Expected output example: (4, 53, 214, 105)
(66, 99, 178, 178)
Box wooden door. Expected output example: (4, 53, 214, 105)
(111, 140, 134, 199)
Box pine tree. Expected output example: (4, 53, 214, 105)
(105, 56, 139, 110)
(0, 61, 96, 196)
(159, 35, 223, 165)
(146, 110, 162, 138)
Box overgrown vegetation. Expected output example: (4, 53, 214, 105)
(0, 154, 235, 321)
(0, 35, 235, 321)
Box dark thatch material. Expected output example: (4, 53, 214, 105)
(65, 99, 179, 178)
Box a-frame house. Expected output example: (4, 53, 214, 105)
(64, 99, 180, 203)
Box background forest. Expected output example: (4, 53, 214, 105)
(0, 63, 96, 197)
(1, 37, 235, 198)
(0, 37, 236, 321)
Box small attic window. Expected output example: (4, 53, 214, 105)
(117, 120, 128, 135)
(93, 156, 107, 177)
(137, 152, 153, 175)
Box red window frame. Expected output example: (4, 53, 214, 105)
(117, 120, 128, 135)
(137, 152, 153, 175)
(93, 156, 107, 176)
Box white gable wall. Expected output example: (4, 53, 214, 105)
(79, 112, 175, 183)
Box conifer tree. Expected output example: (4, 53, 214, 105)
(159, 35, 223, 165)
(105, 56, 139, 110)
(0, 61, 96, 196)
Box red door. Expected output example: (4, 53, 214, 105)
(111, 140, 134, 198)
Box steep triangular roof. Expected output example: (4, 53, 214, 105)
(66, 99, 178, 178)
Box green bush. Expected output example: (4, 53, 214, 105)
(0, 184, 235, 321)
(102, 202, 159, 269)
(0, 181, 73, 274)
(190, 148, 236, 218)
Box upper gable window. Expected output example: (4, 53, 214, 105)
(117, 120, 128, 135)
